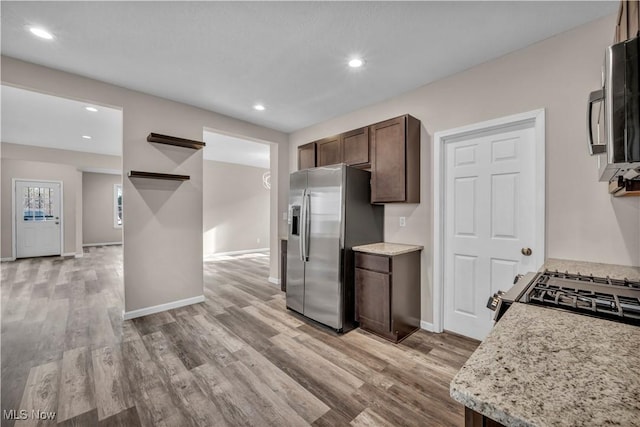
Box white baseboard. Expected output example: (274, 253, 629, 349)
(82, 242, 122, 247)
(420, 320, 436, 332)
(204, 247, 270, 258)
(0, 257, 16, 262)
(268, 276, 281, 286)
(123, 295, 205, 320)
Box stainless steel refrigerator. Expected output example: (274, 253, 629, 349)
(287, 164, 384, 332)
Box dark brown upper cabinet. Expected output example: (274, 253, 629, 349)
(296, 115, 420, 203)
(316, 135, 342, 167)
(370, 115, 420, 203)
(298, 142, 316, 170)
(342, 126, 369, 167)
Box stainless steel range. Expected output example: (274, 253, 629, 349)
(489, 270, 640, 326)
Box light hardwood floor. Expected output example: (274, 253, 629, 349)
(1, 246, 478, 426)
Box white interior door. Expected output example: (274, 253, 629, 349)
(15, 180, 62, 258)
(443, 123, 539, 340)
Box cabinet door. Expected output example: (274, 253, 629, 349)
(298, 142, 316, 170)
(342, 127, 369, 166)
(355, 268, 391, 332)
(316, 136, 342, 167)
(371, 116, 406, 202)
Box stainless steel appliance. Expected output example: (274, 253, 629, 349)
(489, 270, 640, 326)
(287, 164, 384, 332)
(588, 35, 640, 182)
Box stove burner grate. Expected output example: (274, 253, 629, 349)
(521, 270, 640, 326)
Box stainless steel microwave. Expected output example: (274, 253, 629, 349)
(588, 36, 640, 182)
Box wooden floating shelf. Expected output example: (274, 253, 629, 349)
(128, 171, 190, 181)
(147, 133, 206, 150)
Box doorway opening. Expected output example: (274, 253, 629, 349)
(202, 129, 277, 287)
(13, 179, 63, 258)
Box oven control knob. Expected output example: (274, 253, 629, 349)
(521, 247, 532, 256)
(486, 291, 505, 311)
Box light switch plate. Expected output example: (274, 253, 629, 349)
(399, 217, 406, 227)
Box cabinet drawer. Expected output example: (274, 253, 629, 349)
(355, 253, 390, 273)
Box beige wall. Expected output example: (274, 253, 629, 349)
(1, 144, 122, 258)
(2, 56, 288, 313)
(203, 160, 270, 255)
(1, 158, 81, 257)
(289, 15, 640, 324)
(82, 172, 123, 245)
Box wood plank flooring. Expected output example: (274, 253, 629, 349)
(1, 246, 479, 426)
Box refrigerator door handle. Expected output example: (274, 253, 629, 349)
(299, 190, 306, 261)
(303, 190, 311, 262)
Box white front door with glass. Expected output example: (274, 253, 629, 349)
(15, 180, 62, 258)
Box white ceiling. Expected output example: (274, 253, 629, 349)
(1, 85, 123, 156)
(0, 2, 617, 133)
(1, 85, 269, 168)
(203, 130, 270, 169)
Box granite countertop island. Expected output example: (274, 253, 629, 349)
(352, 242, 423, 256)
(450, 259, 640, 427)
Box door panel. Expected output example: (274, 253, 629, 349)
(304, 165, 343, 329)
(343, 127, 369, 166)
(491, 173, 519, 239)
(371, 117, 406, 202)
(286, 171, 307, 314)
(316, 136, 342, 167)
(298, 142, 316, 170)
(444, 125, 537, 340)
(355, 268, 390, 332)
(16, 181, 61, 258)
(453, 254, 477, 316)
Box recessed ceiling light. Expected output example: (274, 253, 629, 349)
(29, 27, 54, 40)
(348, 58, 364, 68)
(82, 135, 92, 140)
(85, 106, 98, 112)
(253, 104, 265, 111)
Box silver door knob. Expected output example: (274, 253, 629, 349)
(521, 247, 532, 256)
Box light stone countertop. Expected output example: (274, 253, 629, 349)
(543, 258, 640, 281)
(352, 242, 423, 256)
(450, 303, 640, 427)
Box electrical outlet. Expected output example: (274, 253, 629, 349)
(399, 217, 406, 227)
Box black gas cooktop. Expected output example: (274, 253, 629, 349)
(520, 270, 640, 326)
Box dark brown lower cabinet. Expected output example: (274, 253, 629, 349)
(465, 408, 505, 427)
(355, 250, 421, 343)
